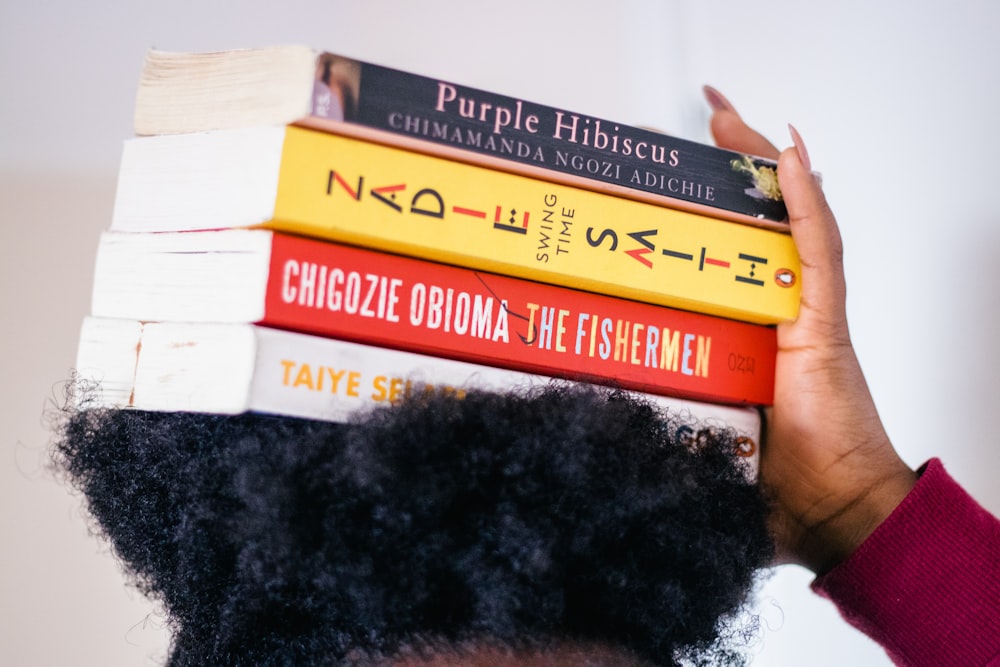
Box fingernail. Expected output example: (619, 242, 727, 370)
(703, 85, 735, 112)
(788, 123, 812, 173)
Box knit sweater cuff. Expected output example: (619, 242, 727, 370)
(812, 458, 1000, 666)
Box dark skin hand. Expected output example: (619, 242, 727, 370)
(704, 86, 918, 574)
(388, 99, 916, 664)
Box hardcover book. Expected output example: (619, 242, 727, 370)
(74, 316, 761, 478)
(110, 126, 801, 325)
(133, 46, 790, 228)
(91, 229, 777, 405)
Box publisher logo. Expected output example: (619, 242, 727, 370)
(734, 436, 757, 458)
(774, 269, 796, 288)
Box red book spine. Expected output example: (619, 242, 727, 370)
(263, 233, 775, 405)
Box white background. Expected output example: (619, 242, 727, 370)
(3, 1, 998, 664)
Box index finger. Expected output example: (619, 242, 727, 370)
(703, 85, 780, 160)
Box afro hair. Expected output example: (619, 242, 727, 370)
(53, 383, 773, 666)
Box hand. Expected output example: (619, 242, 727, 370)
(704, 86, 918, 574)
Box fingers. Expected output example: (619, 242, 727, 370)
(703, 85, 780, 159)
(776, 129, 848, 331)
(702, 86, 847, 333)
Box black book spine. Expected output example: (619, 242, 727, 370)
(332, 59, 787, 224)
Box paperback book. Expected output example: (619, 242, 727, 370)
(91, 229, 777, 405)
(133, 46, 790, 228)
(74, 316, 761, 477)
(111, 125, 801, 325)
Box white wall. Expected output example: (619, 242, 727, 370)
(3, 1, 997, 665)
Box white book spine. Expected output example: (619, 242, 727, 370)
(111, 127, 287, 232)
(76, 317, 761, 475)
(91, 229, 274, 322)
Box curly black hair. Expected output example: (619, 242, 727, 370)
(52, 384, 773, 666)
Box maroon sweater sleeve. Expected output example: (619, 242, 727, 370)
(812, 459, 1000, 666)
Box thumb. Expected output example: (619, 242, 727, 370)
(779, 125, 848, 338)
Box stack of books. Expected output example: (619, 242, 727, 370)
(76, 45, 802, 474)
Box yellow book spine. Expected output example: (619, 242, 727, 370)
(271, 126, 800, 325)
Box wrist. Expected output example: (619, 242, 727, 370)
(800, 455, 917, 574)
